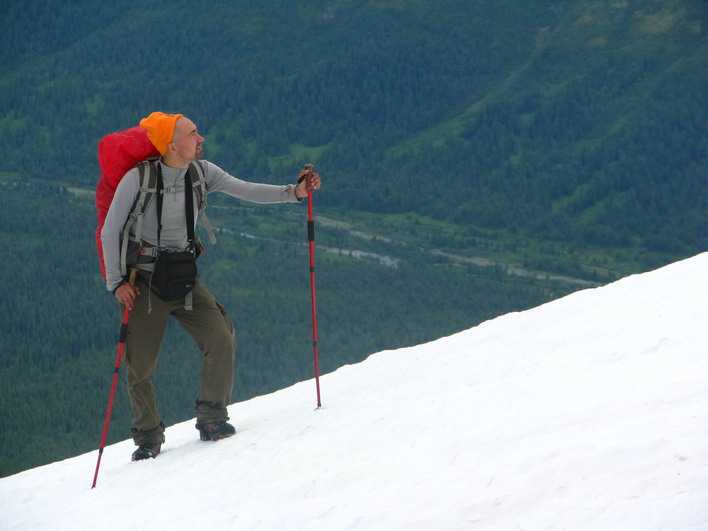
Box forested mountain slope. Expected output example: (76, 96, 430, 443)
(2, 0, 706, 251)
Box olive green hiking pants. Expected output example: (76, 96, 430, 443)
(125, 279, 236, 445)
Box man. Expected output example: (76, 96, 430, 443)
(101, 111, 321, 461)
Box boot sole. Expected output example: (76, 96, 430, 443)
(131, 449, 160, 461)
(199, 430, 236, 441)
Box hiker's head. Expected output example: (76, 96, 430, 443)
(139, 112, 204, 167)
(168, 116, 204, 165)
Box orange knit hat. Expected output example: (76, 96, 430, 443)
(139, 111, 183, 155)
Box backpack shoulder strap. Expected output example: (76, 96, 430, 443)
(134, 159, 159, 241)
(188, 160, 217, 244)
(188, 160, 207, 210)
(119, 159, 158, 276)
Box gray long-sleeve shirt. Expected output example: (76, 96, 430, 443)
(101, 159, 300, 292)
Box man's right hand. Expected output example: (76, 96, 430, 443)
(115, 282, 141, 311)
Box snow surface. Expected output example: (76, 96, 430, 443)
(3, 254, 708, 530)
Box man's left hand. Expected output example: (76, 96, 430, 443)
(295, 166, 322, 199)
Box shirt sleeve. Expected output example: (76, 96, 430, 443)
(203, 160, 300, 203)
(100, 168, 140, 292)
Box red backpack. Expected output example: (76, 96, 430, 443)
(95, 127, 159, 279)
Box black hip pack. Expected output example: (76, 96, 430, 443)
(150, 164, 199, 301)
(151, 249, 197, 300)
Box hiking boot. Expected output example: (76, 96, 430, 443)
(131, 443, 161, 461)
(196, 420, 236, 441)
(130, 421, 165, 461)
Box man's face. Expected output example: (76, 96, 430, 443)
(171, 117, 204, 161)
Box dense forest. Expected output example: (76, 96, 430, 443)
(1, 0, 706, 476)
(2, 0, 707, 249)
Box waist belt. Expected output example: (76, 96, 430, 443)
(139, 246, 159, 257)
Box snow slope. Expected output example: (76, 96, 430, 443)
(3, 254, 708, 530)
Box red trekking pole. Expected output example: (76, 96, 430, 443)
(91, 271, 136, 488)
(301, 164, 322, 408)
